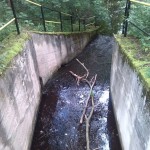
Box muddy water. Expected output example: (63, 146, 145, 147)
(31, 36, 122, 150)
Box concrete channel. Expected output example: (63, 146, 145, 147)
(31, 36, 122, 150)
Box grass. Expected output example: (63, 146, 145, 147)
(115, 35, 150, 93)
(0, 32, 30, 76)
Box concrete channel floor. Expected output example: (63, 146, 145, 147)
(31, 35, 122, 150)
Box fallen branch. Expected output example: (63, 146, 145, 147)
(69, 71, 86, 86)
(80, 75, 97, 124)
(76, 59, 89, 78)
(69, 59, 97, 150)
(85, 93, 95, 150)
(93, 147, 100, 150)
(69, 59, 89, 85)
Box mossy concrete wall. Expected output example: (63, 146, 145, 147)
(0, 40, 41, 150)
(32, 31, 97, 84)
(0, 30, 98, 150)
(110, 40, 150, 150)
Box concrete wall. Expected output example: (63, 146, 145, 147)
(0, 30, 97, 150)
(32, 32, 96, 84)
(0, 40, 41, 150)
(110, 42, 150, 150)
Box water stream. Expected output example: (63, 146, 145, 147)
(31, 35, 122, 150)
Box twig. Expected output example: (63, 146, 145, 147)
(69, 59, 89, 86)
(85, 94, 95, 150)
(93, 147, 100, 150)
(69, 71, 86, 86)
(80, 75, 97, 124)
(76, 59, 89, 78)
(69, 59, 97, 150)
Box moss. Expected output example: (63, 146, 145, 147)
(0, 28, 98, 76)
(115, 35, 150, 95)
(31, 27, 100, 36)
(0, 32, 30, 76)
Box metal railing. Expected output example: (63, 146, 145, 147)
(0, 0, 20, 34)
(0, 0, 96, 36)
(122, 0, 150, 37)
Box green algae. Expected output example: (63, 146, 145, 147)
(31, 27, 99, 36)
(0, 28, 98, 76)
(115, 35, 150, 96)
(0, 32, 30, 76)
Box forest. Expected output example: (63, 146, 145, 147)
(0, 0, 150, 51)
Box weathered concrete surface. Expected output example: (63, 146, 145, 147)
(110, 42, 150, 150)
(31, 36, 122, 150)
(32, 32, 97, 85)
(0, 40, 41, 150)
(0, 30, 98, 150)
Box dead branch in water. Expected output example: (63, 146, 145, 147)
(85, 92, 95, 150)
(76, 59, 89, 78)
(69, 59, 97, 150)
(93, 147, 100, 150)
(69, 59, 89, 86)
(80, 75, 97, 124)
(69, 71, 86, 86)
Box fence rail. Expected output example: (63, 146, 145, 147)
(0, 0, 96, 37)
(122, 0, 150, 37)
(26, 0, 41, 7)
(45, 20, 61, 24)
(130, 0, 150, 6)
(85, 22, 95, 27)
(129, 21, 150, 36)
(0, 18, 15, 31)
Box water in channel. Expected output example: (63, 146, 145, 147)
(31, 35, 122, 150)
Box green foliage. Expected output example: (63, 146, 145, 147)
(0, 0, 15, 41)
(93, 0, 124, 33)
(144, 67, 150, 78)
(1, 0, 149, 77)
(0, 24, 16, 41)
(128, 0, 150, 52)
(0, 0, 13, 22)
(1, 0, 149, 45)
(140, 37, 150, 52)
(0, 0, 125, 39)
